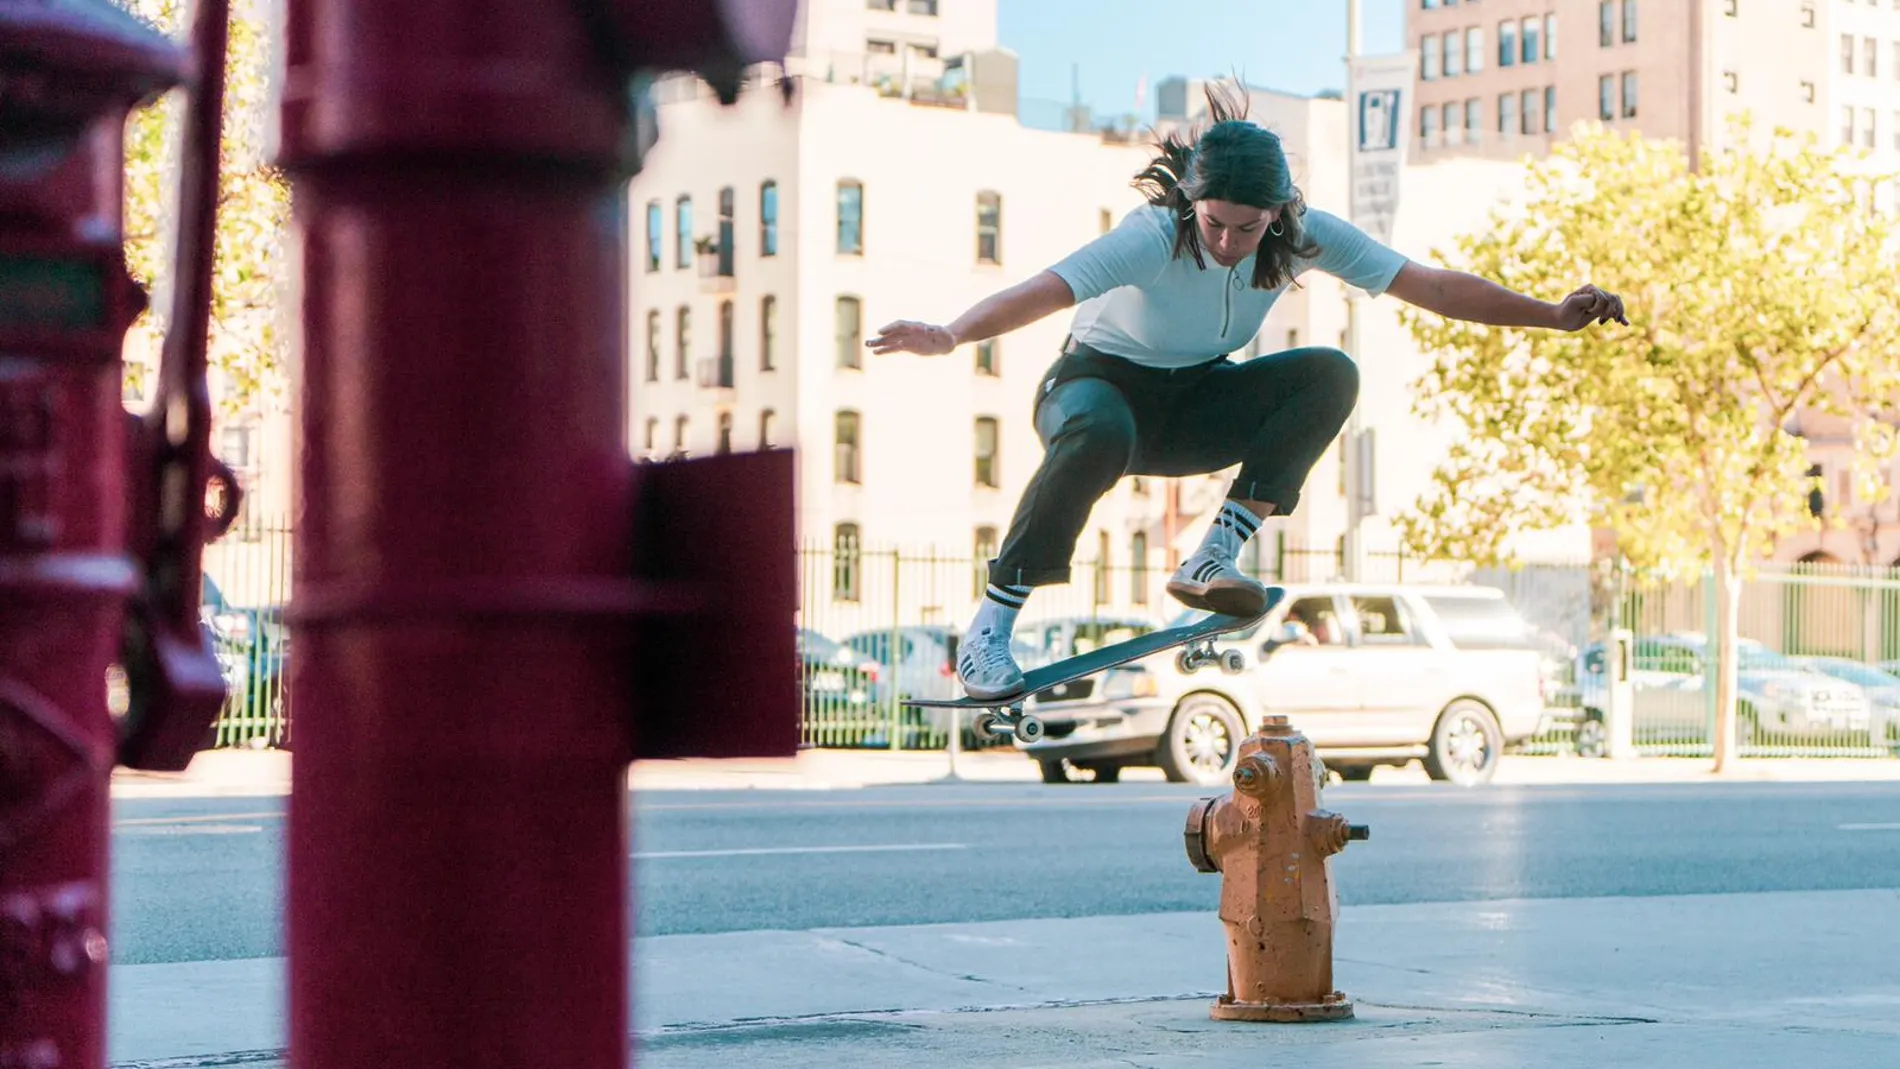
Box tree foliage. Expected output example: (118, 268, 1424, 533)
(1395, 120, 1900, 771)
(120, 0, 290, 414)
(1398, 121, 1900, 576)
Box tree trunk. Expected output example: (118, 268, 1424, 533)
(1710, 558, 1744, 773)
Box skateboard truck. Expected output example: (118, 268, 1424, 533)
(1176, 638, 1248, 676)
(969, 702, 1044, 745)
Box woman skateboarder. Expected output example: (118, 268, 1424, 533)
(868, 85, 1626, 700)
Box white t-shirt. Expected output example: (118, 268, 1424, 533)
(1046, 204, 1410, 368)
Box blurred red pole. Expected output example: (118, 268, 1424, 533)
(277, 2, 796, 1066)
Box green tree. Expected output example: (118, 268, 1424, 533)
(1397, 121, 1900, 772)
(120, 0, 289, 414)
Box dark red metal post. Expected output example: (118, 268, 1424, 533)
(278, 2, 795, 1066)
(0, 2, 230, 1065)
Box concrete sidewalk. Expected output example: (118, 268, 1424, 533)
(109, 887, 1900, 1067)
(109, 746, 1900, 800)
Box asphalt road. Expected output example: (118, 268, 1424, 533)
(108, 779, 1900, 965)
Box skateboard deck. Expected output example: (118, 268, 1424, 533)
(902, 587, 1283, 743)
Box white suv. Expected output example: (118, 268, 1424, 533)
(1018, 583, 1551, 786)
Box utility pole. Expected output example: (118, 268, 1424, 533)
(1342, 0, 1368, 582)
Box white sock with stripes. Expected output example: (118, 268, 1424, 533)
(970, 582, 1031, 638)
(1195, 500, 1263, 561)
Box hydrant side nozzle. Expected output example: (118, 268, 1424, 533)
(1348, 824, 1370, 841)
(1185, 796, 1221, 873)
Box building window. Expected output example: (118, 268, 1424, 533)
(1843, 105, 1856, 146)
(715, 299, 734, 386)
(1093, 530, 1111, 606)
(1520, 16, 1540, 63)
(715, 186, 735, 275)
(1465, 27, 1484, 73)
(907, 0, 937, 13)
(1866, 37, 1879, 79)
(760, 295, 777, 371)
(1498, 91, 1517, 135)
(867, 0, 895, 9)
(1420, 104, 1440, 147)
(1130, 531, 1149, 605)
(1464, 97, 1482, 143)
(835, 410, 861, 484)
(1099, 207, 1113, 234)
(976, 338, 999, 376)
(1599, 74, 1615, 119)
(1843, 33, 1855, 75)
(759, 180, 778, 257)
(1442, 32, 1461, 77)
(1422, 33, 1441, 79)
(1863, 107, 1877, 149)
(836, 295, 862, 369)
(1621, 70, 1638, 118)
(673, 415, 688, 456)
(675, 195, 693, 268)
(833, 523, 861, 602)
(974, 416, 999, 488)
(1599, 0, 1613, 46)
(1893, 110, 1900, 152)
(1522, 88, 1542, 134)
(1498, 19, 1517, 66)
(837, 179, 864, 255)
(1722, 0, 1735, 15)
(976, 190, 1002, 264)
(759, 408, 776, 449)
(644, 200, 661, 272)
(716, 412, 733, 455)
(973, 525, 998, 598)
(1799, 1, 1813, 29)
(1621, 0, 1637, 42)
(645, 310, 660, 382)
(1545, 85, 1557, 132)
(1802, 79, 1816, 103)
(643, 417, 658, 456)
(1723, 70, 1738, 93)
(1544, 13, 1557, 58)
(1442, 101, 1462, 144)
(675, 305, 690, 379)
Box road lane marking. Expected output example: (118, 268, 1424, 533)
(118, 823, 265, 836)
(114, 812, 284, 828)
(633, 843, 969, 860)
(1838, 823, 1900, 831)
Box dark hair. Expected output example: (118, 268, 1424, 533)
(1131, 81, 1320, 290)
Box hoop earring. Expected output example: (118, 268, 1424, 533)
(1268, 218, 1285, 237)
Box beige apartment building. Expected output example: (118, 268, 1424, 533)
(1408, 0, 1900, 570)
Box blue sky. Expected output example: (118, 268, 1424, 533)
(997, 0, 1406, 120)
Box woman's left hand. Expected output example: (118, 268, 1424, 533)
(1553, 284, 1628, 330)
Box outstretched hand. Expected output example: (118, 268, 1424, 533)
(1553, 284, 1628, 330)
(866, 320, 958, 357)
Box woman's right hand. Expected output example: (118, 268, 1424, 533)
(866, 320, 958, 357)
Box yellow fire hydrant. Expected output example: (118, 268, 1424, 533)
(1184, 714, 1369, 1021)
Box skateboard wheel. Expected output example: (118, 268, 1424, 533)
(1220, 650, 1246, 674)
(972, 712, 999, 742)
(1015, 715, 1045, 744)
(1175, 649, 1198, 674)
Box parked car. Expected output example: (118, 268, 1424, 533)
(1016, 583, 1552, 787)
(200, 575, 287, 744)
(796, 628, 881, 713)
(1574, 633, 1873, 749)
(1791, 655, 1900, 752)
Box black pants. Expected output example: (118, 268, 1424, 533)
(988, 342, 1360, 588)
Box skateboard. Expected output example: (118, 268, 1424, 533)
(903, 589, 1282, 745)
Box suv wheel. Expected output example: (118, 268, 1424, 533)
(1157, 694, 1244, 786)
(1574, 714, 1606, 759)
(1425, 699, 1503, 786)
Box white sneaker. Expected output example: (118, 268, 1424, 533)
(957, 626, 1025, 701)
(1166, 550, 1269, 617)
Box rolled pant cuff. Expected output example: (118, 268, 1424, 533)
(987, 563, 1073, 588)
(1230, 475, 1301, 516)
